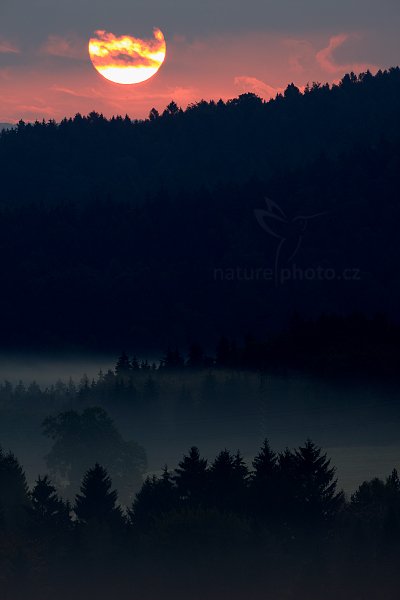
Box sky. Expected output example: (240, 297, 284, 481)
(0, 0, 399, 122)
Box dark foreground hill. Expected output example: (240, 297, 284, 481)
(0, 68, 399, 350)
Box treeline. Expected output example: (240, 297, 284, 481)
(1, 313, 400, 418)
(0, 440, 399, 599)
(0, 68, 399, 349)
(1, 68, 399, 208)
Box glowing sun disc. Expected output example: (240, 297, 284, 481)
(89, 28, 166, 85)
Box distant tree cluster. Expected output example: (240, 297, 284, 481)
(131, 440, 344, 532)
(0, 312, 399, 430)
(0, 439, 399, 599)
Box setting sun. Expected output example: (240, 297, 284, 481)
(88, 28, 166, 85)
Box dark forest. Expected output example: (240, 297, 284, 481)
(1, 435, 400, 600)
(0, 68, 399, 351)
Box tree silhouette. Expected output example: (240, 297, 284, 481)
(0, 447, 30, 531)
(174, 447, 208, 507)
(149, 107, 160, 121)
(187, 343, 205, 368)
(250, 439, 278, 518)
(129, 466, 177, 530)
(115, 351, 131, 377)
(208, 449, 248, 513)
(161, 348, 185, 369)
(291, 439, 344, 529)
(74, 464, 122, 524)
(30, 475, 70, 529)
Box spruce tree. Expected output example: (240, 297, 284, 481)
(30, 475, 70, 529)
(0, 447, 30, 530)
(208, 449, 248, 513)
(115, 351, 131, 377)
(174, 447, 208, 507)
(251, 439, 278, 518)
(130, 466, 177, 530)
(292, 439, 344, 528)
(74, 464, 122, 524)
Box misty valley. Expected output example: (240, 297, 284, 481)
(1, 63, 400, 598)
(1, 353, 400, 495)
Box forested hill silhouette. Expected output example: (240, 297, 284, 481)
(1, 68, 399, 207)
(0, 67, 400, 349)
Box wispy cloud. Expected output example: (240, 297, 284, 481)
(282, 38, 315, 75)
(51, 85, 102, 99)
(40, 35, 86, 60)
(316, 33, 376, 74)
(0, 38, 20, 54)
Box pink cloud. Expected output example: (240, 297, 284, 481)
(316, 33, 376, 74)
(234, 76, 283, 99)
(282, 38, 315, 75)
(40, 35, 86, 60)
(50, 85, 102, 99)
(0, 38, 20, 54)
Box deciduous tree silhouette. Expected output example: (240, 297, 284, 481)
(43, 407, 147, 504)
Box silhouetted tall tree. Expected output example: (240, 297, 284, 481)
(187, 343, 205, 368)
(291, 440, 344, 529)
(115, 351, 131, 377)
(208, 449, 249, 513)
(0, 447, 30, 531)
(74, 464, 122, 524)
(30, 475, 70, 530)
(174, 447, 208, 507)
(129, 466, 177, 531)
(251, 439, 278, 518)
(161, 348, 185, 369)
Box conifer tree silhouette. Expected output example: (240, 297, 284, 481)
(0, 447, 30, 530)
(130, 466, 177, 530)
(115, 351, 131, 377)
(30, 475, 70, 529)
(292, 439, 344, 528)
(174, 447, 208, 506)
(208, 449, 248, 512)
(74, 463, 122, 524)
(251, 439, 278, 518)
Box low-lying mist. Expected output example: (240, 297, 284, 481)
(0, 353, 399, 496)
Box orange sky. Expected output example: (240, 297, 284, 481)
(0, 27, 394, 122)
